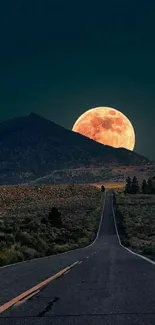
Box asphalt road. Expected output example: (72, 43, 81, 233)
(1, 190, 155, 324)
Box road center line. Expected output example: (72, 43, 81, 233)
(13, 289, 40, 307)
(0, 261, 79, 314)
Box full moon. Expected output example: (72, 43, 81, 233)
(72, 106, 135, 151)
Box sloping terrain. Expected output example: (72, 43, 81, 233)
(26, 165, 155, 185)
(0, 113, 150, 184)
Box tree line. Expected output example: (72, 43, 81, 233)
(125, 176, 155, 194)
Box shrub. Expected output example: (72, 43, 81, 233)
(142, 246, 155, 255)
(82, 230, 94, 240)
(5, 227, 14, 234)
(26, 220, 40, 231)
(23, 216, 32, 224)
(5, 233, 15, 244)
(16, 232, 34, 246)
(0, 232, 5, 241)
(0, 248, 24, 266)
(78, 237, 90, 247)
(46, 244, 55, 255)
(33, 238, 48, 253)
(20, 246, 39, 260)
(41, 217, 48, 224)
(0, 241, 8, 249)
(52, 243, 72, 254)
(0, 220, 5, 231)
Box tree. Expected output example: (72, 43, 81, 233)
(48, 207, 62, 228)
(101, 185, 105, 193)
(124, 176, 132, 194)
(147, 178, 154, 194)
(141, 179, 148, 194)
(151, 176, 155, 194)
(131, 176, 139, 194)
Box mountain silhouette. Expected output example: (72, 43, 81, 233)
(0, 113, 150, 185)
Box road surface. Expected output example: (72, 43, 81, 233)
(0, 190, 155, 324)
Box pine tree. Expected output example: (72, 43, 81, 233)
(124, 176, 132, 194)
(48, 207, 62, 228)
(131, 176, 139, 194)
(147, 178, 153, 194)
(151, 176, 155, 194)
(141, 179, 147, 194)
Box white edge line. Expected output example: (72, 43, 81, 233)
(112, 192, 155, 266)
(0, 192, 106, 270)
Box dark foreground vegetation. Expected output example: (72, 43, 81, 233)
(0, 185, 103, 266)
(114, 192, 155, 259)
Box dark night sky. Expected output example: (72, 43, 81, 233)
(0, 1, 155, 159)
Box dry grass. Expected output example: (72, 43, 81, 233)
(0, 184, 101, 217)
(115, 193, 155, 258)
(104, 182, 124, 190)
(92, 182, 124, 192)
(0, 184, 103, 266)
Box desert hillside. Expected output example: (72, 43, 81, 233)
(0, 113, 150, 185)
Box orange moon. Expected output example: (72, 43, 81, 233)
(72, 106, 135, 151)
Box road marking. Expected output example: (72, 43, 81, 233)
(112, 194, 155, 266)
(0, 261, 79, 314)
(13, 290, 40, 307)
(64, 270, 70, 275)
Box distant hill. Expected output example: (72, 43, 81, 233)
(0, 113, 150, 185)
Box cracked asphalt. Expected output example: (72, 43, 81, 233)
(1, 190, 155, 324)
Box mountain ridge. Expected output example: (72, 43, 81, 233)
(0, 113, 150, 185)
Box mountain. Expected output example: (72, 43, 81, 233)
(0, 113, 150, 185)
